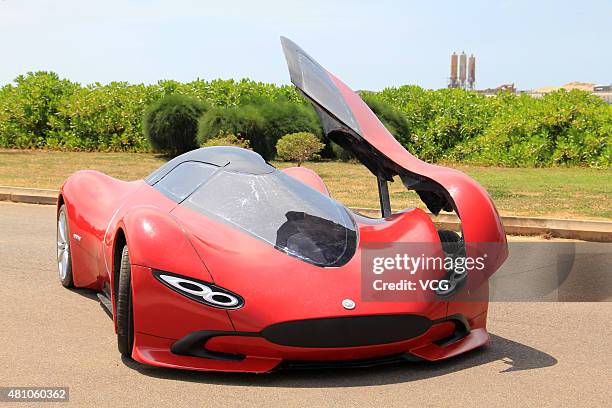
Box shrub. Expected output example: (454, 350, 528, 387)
(377, 85, 611, 167)
(197, 99, 321, 160)
(360, 92, 410, 144)
(144, 94, 207, 156)
(51, 82, 160, 151)
(256, 98, 322, 159)
(276, 132, 325, 166)
(0, 72, 306, 152)
(197, 104, 265, 152)
(0, 72, 78, 148)
(201, 133, 251, 149)
(449, 90, 611, 166)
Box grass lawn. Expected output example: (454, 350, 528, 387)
(0, 149, 610, 220)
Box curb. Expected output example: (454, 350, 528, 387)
(352, 207, 612, 243)
(0, 186, 57, 205)
(2, 186, 611, 242)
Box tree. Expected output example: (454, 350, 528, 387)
(275, 132, 325, 166)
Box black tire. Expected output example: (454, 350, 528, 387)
(57, 204, 74, 288)
(116, 245, 134, 357)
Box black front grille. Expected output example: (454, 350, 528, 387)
(261, 314, 432, 348)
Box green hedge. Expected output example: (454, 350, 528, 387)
(0, 72, 79, 149)
(0, 72, 303, 153)
(377, 86, 611, 167)
(0, 71, 610, 167)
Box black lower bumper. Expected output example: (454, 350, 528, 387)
(171, 314, 471, 365)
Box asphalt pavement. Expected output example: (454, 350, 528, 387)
(0, 202, 610, 407)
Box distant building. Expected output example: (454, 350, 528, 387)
(448, 51, 475, 90)
(524, 82, 611, 104)
(532, 82, 594, 93)
(478, 84, 516, 95)
(594, 84, 612, 92)
(442, 54, 611, 103)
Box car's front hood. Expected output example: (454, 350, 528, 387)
(171, 204, 447, 332)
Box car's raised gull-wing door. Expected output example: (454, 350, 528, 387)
(280, 36, 507, 277)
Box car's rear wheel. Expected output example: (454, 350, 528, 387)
(116, 245, 135, 357)
(57, 205, 74, 288)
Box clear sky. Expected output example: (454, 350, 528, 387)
(0, 0, 610, 91)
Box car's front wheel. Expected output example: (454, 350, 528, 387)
(57, 205, 74, 288)
(116, 245, 134, 357)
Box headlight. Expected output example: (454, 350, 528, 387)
(152, 270, 244, 309)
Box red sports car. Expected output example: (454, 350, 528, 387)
(56, 37, 507, 372)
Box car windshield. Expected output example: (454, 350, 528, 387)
(183, 169, 357, 267)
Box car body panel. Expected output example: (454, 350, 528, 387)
(281, 167, 330, 196)
(170, 204, 448, 334)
